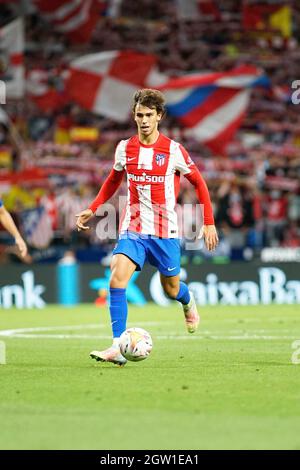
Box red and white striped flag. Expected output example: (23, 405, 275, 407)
(67, 50, 163, 121)
(161, 65, 269, 153)
(66, 50, 268, 153)
(0, 18, 24, 98)
(26, 68, 67, 112)
(33, 0, 102, 43)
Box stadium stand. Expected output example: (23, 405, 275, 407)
(0, 0, 299, 263)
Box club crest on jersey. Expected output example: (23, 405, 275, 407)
(155, 153, 166, 166)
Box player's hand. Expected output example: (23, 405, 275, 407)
(15, 235, 28, 258)
(75, 209, 94, 231)
(201, 225, 219, 251)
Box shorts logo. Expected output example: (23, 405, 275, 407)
(155, 153, 166, 166)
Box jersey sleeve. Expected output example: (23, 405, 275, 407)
(88, 169, 124, 213)
(89, 140, 127, 213)
(113, 140, 127, 171)
(184, 168, 215, 225)
(0, 199, 3, 208)
(174, 143, 196, 175)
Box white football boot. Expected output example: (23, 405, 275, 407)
(182, 291, 200, 333)
(90, 346, 127, 366)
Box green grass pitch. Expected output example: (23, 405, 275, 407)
(0, 303, 300, 450)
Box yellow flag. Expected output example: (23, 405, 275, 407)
(269, 5, 292, 38)
(70, 126, 99, 142)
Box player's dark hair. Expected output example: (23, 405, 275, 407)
(132, 89, 166, 116)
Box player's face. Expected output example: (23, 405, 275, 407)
(134, 104, 162, 138)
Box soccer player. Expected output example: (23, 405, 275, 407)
(76, 89, 218, 366)
(0, 199, 28, 258)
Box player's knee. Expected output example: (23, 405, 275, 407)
(110, 273, 127, 289)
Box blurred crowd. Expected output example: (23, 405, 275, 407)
(0, 0, 300, 263)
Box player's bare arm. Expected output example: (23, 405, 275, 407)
(75, 208, 94, 231)
(202, 224, 219, 251)
(75, 168, 124, 232)
(0, 205, 28, 258)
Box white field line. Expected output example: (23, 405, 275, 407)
(0, 323, 298, 341)
(6, 335, 300, 340)
(0, 323, 104, 337)
(0, 322, 168, 338)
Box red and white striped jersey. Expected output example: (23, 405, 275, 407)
(113, 133, 196, 238)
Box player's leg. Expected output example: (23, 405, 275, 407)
(90, 254, 137, 365)
(160, 273, 199, 333)
(109, 253, 137, 340)
(109, 235, 146, 342)
(146, 237, 199, 333)
(91, 233, 146, 365)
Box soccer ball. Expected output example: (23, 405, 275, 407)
(119, 327, 153, 362)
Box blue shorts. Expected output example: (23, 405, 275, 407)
(113, 231, 181, 276)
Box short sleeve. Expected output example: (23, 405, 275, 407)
(113, 140, 127, 171)
(174, 143, 196, 175)
(0, 199, 3, 208)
